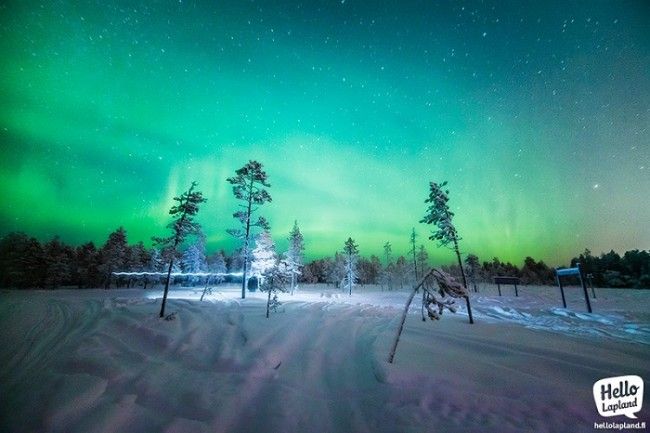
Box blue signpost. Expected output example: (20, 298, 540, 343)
(555, 263, 593, 313)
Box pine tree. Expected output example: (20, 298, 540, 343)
(43, 237, 72, 289)
(260, 261, 289, 318)
(358, 255, 381, 285)
(127, 241, 150, 288)
(183, 237, 207, 273)
(201, 251, 228, 301)
(227, 160, 272, 299)
(342, 237, 359, 296)
(99, 227, 128, 288)
(381, 241, 393, 291)
(420, 181, 474, 324)
(228, 247, 244, 275)
(182, 235, 208, 285)
(76, 242, 100, 288)
(0, 233, 45, 288)
(394, 256, 408, 290)
(250, 231, 277, 287)
(326, 253, 346, 287)
(465, 253, 481, 292)
(369, 255, 382, 285)
(416, 245, 430, 276)
(383, 241, 392, 265)
(21, 236, 45, 288)
(153, 181, 206, 318)
(129, 242, 150, 272)
(303, 257, 328, 284)
(285, 220, 305, 295)
(207, 251, 227, 282)
(149, 248, 164, 272)
(409, 228, 418, 282)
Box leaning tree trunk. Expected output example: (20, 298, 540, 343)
(388, 269, 435, 364)
(160, 258, 174, 318)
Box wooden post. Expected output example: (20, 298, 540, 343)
(497, 283, 502, 296)
(578, 264, 593, 313)
(514, 283, 519, 297)
(556, 273, 567, 308)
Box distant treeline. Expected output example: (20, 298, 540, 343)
(0, 229, 648, 289)
(0, 229, 233, 289)
(302, 251, 650, 289)
(457, 251, 649, 289)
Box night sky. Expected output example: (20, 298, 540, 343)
(0, 0, 648, 265)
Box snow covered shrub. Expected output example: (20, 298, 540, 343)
(260, 262, 289, 318)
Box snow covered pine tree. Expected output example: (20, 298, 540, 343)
(251, 231, 277, 287)
(381, 241, 393, 291)
(152, 181, 206, 318)
(285, 220, 305, 295)
(342, 237, 359, 296)
(260, 261, 289, 318)
(420, 181, 474, 324)
(200, 251, 228, 302)
(227, 160, 272, 299)
(181, 235, 208, 284)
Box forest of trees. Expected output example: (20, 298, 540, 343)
(0, 230, 648, 290)
(296, 249, 650, 289)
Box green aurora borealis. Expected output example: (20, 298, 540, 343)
(0, 1, 648, 265)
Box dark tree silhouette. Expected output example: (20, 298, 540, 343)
(99, 227, 128, 289)
(153, 181, 206, 318)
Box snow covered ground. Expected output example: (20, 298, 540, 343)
(1, 284, 648, 433)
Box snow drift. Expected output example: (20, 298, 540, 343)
(0, 284, 648, 433)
